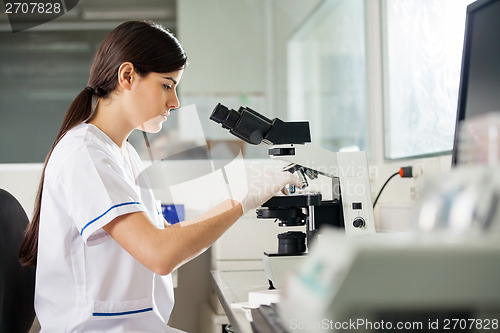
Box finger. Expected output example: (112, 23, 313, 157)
(284, 172, 303, 188)
(281, 184, 295, 195)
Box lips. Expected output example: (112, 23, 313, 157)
(161, 111, 170, 120)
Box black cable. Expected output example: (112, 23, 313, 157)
(372, 171, 399, 209)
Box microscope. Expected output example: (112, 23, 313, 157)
(210, 103, 376, 288)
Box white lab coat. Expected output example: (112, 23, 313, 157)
(35, 123, 183, 332)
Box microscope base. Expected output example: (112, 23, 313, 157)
(262, 252, 307, 289)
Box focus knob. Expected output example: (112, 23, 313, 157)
(353, 217, 365, 228)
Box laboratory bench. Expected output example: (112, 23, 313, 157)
(210, 269, 280, 333)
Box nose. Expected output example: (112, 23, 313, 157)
(167, 89, 180, 110)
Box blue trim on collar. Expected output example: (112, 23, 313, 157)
(92, 307, 153, 317)
(80, 201, 141, 236)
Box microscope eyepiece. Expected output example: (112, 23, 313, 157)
(209, 104, 237, 129)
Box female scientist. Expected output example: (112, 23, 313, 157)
(19, 21, 301, 332)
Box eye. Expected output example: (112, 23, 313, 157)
(163, 84, 173, 91)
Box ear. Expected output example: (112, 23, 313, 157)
(117, 62, 136, 91)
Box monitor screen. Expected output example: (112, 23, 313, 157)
(452, 0, 500, 165)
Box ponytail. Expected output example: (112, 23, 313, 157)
(19, 88, 94, 267)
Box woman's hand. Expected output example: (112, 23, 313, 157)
(236, 169, 302, 214)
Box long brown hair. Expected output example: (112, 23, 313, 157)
(19, 21, 187, 267)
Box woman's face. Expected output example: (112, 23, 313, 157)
(129, 69, 184, 133)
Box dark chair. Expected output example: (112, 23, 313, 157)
(0, 189, 36, 333)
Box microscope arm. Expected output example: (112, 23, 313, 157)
(268, 144, 340, 178)
(269, 144, 376, 236)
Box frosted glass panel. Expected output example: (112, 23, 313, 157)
(384, 0, 474, 159)
(287, 0, 366, 152)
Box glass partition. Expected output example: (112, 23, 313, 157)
(287, 0, 367, 152)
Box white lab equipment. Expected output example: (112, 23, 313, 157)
(279, 228, 500, 332)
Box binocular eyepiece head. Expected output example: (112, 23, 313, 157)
(209, 103, 272, 145)
(209, 103, 311, 145)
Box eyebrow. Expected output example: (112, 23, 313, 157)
(163, 76, 177, 85)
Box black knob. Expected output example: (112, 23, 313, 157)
(353, 218, 365, 228)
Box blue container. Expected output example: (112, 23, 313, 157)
(161, 204, 185, 225)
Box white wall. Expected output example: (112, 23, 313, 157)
(177, 0, 321, 117)
(177, 0, 266, 95)
(0, 164, 42, 217)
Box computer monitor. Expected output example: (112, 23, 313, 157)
(452, 0, 500, 165)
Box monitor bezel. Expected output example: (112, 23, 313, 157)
(452, 0, 500, 165)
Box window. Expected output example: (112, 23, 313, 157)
(383, 0, 475, 159)
(0, 29, 107, 163)
(0, 0, 175, 163)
